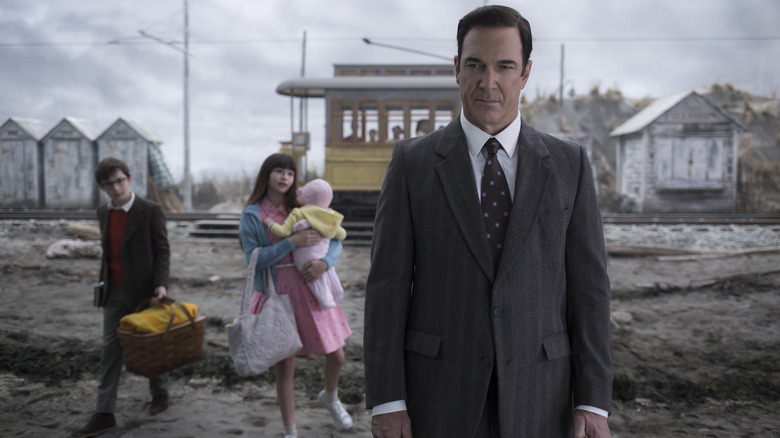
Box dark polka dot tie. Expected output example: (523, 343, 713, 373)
(481, 137, 511, 271)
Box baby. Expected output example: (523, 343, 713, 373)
(263, 178, 346, 309)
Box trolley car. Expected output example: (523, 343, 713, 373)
(276, 64, 461, 219)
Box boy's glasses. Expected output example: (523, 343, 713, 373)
(101, 177, 127, 188)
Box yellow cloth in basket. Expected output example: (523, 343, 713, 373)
(120, 303, 199, 333)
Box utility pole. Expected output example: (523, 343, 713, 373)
(299, 31, 307, 134)
(559, 43, 565, 130)
(298, 30, 308, 181)
(559, 44, 565, 107)
(182, 0, 191, 211)
(137, 0, 192, 211)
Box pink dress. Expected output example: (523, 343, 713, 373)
(249, 200, 351, 355)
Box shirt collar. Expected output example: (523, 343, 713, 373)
(110, 192, 135, 212)
(260, 197, 289, 216)
(461, 110, 522, 159)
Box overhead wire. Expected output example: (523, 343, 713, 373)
(1, 35, 778, 48)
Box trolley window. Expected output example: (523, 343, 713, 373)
(383, 100, 406, 143)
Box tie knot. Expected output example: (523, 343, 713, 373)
(485, 138, 501, 157)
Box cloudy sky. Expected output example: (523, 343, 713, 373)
(1, 0, 777, 181)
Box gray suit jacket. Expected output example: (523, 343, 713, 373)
(364, 117, 613, 437)
(97, 196, 170, 309)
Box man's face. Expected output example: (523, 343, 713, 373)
(455, 26, 532, 135)
(99, 169, 132, 206)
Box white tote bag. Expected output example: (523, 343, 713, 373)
(226, 247, 302, 376)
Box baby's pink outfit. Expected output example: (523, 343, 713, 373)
(291, 219, 344, 308)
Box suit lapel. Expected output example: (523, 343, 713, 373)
(122, 197, 144, 248)
(498, 123, 552, 280)
(98, 205, 110, 247)
(434, 119, 495, 281)
(98, 205, 110, 279)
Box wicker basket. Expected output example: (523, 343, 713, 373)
(117, 300, 205, 378)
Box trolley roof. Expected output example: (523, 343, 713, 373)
(276, 76, 459, 97)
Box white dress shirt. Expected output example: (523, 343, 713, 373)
(110, 191, 135, 211)
(461, 111, 521, 202)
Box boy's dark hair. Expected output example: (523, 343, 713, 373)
(94, 157, 131, 185)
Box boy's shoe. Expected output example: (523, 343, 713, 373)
(72, 413, 116, 437)
(149, 391, 169, 415)
(317, 390, 353, 430)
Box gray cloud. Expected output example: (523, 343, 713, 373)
(1, 0, 777, 180)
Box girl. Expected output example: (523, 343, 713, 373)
(263, 178, 347, 309)
(239, 153, 353, 438)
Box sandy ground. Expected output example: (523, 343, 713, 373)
(1, 219, 779, 437)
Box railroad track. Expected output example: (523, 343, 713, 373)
(0, 210, 239, 221)
(600, 214, 780, 225)
(3, 210, 780, 224)
(0, 210, 375, 244)
(2, 211, 779, 244)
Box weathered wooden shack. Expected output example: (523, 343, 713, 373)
(95, 118, 160, 203)
(40, 117, 99, 209)
(0, 118, 48, 208)
(611, 91, 745, 213)
(552, 132, 598, 195)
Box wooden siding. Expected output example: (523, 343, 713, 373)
(613, 92, 741, 213)
(41, 120, 98, 209)
(2, 117, 170, 210)
(0, 121, 42, 207)
(96, 119, 150, 203)
(617, 133, 645, 206)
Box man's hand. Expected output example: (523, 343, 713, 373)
(573, 410, 610, 438)
(300, 259, 327, 282)
(372, 411, 413, 438)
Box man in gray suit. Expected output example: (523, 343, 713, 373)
(73, 157, 171, 437)
(364, 5, 613, 438)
